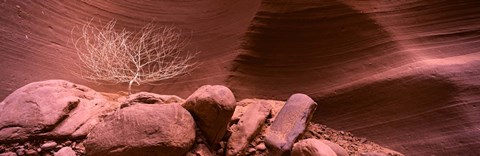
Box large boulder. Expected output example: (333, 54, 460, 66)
(85, 103, 195, 156)
(292, 139, 337, 156)
(0, 80, 120, 142)
(227, 100, 272, 156)
(265, 93, 317, 155)
(183, 85, 236, 147)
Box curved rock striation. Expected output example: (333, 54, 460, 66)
(1, 0, 480, 155)
(0, 0, 261, 99)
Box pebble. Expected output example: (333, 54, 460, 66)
(74, 142, 85, 153)
(255, 143, 266, 151)
(216, 148, 224, 155)
(196, 137, 203, 143)
(247, 148, 256, 153)
(25, 149, 37, 156)
(41, 141, 58, 150)
(63, 141, 72, 146)
(15, 149, 25, 155)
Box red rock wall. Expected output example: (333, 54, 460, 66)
(0, 0, 261, 98)
(1, 0, 480, 155)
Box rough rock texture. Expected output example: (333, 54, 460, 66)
(54, 147, 76, 156)
(301, 123, 403, 156)
(265, 94, 317, 155)
(85, 104, 195, 156)
(0, 80, 119, 142)
(292, 139, 337, 156)
(1, 0, 480, 155)
(183, 85, 237, 147)
(227, 100, 272, 156)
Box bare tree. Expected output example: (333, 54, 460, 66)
(74, 19, 197, 94)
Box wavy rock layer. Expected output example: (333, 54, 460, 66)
(1, 0, 480, 155)
(0, 0, 261, 98)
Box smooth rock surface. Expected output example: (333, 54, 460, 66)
(265, 94, 317, 155)
(292, 139, 337, 156)
(85, 104, 195, 156)
(40, 141, 57, 150)
(0, 80, 119, 142)
(183, 85, 236, 147)
(320, 140, 348, 156)
(54, 147, 76, 156)
(227, 100, 271, 156)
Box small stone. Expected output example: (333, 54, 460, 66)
(74, 142, 85, 151)
(255, 143, 266, 151)
(247, 148, 256, 153)
(54, 147, 76, 156)
(15, 149, 25, 155)
(254, 137, 263, 144)
(191, 144, 213, 156)
(41, 141, 58, 151)
(217, 148, 224, 155)
(292, 139, 336, 156)
(55, 145, 63, 149)
(63, 141, 72, 146)
(25, 149, 37, 156)
(14, 146, 22, 150)
(0, 152, 17, 156)
(196, 137, 204, 143)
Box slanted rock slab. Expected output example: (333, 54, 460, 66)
(292, 139, 337, 156)
(183, 85, 236, 147)
(265, 93, 317, 155)
(227, 100, 272, 156)
(85, 103, 195, 156)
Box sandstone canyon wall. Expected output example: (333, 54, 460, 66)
(1, 0, 480, 155)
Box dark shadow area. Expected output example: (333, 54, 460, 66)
(227, 0, 406, 100)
